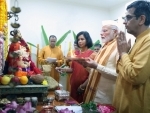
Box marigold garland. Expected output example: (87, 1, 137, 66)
(0, 0, 8, 59)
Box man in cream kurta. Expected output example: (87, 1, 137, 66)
(94, 48, 118, 104)
(38, 35, 63, 82)
(78, 20, 119, 104)
(113, 1, 150, 113)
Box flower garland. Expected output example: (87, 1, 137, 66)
(0, 0, 8, 59)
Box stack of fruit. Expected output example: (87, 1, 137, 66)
(0, 75, 28, 86)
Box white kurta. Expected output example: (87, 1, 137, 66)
(94, 48, 118, 104)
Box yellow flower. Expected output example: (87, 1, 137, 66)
(42, 79, 48, 85)
(0, 0, 8, 59)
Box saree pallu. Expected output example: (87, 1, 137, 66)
(70, 49, 93, 103)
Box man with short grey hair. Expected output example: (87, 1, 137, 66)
(79, 20, 119, 104)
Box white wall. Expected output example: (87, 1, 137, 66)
(6, 0, 10, 37)
(9, 0, 150, 57)
(109, 0, 136, 46)
(9, 0, 109, 56)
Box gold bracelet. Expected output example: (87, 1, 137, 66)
(80, 85, 85, 90)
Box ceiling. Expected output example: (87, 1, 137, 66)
(61, 0, 132, 9)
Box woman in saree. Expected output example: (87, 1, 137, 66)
(56, 31, 95, 103)
(66, 40, 80, 92)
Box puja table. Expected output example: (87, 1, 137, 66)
(0, 85, 48, 100)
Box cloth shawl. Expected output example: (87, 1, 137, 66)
(84, 38, 117, 103)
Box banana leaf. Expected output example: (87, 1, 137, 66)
(41, 25, 49, 45)
(90, 40, 100, 50)
(27, 42, 37, 48)
(56, 30, 71, 46)
(72, 31, 76, 40)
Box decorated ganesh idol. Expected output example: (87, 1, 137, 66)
(2, 29, 45, 85)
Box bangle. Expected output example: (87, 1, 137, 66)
(80, 85, 85, 90)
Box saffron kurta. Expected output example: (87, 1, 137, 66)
(38, 45, 64, 82)
(113, 28, 150, 113)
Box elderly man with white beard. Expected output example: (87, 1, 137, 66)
(79, 20, 119, 104)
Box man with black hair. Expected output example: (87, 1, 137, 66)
(94, 43, 101, 53)
(113, 1, 150, 113)
(38, 35, 64, 82)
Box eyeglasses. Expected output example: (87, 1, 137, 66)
(122, 15, 137, 22)
(94, 49, 100, 51)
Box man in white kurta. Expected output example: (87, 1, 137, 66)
(94, 48, 118, 104)
(79, 20, 119, 104)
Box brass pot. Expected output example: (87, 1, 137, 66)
(11, 23, 20, 28)
(11, 6, 21, 13)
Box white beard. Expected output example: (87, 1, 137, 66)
(101, 31, 114, 44)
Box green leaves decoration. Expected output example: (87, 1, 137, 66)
(81, 101, 98, 112)
(41, 26, 71, 46)
(28, 26, 100, 51)
(90, 40, 100, 50)
(41, 25, 49, 45)
(27, 42, 37, 48)
(72, 31, 76, 40)
(56, 30, 71, 46)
